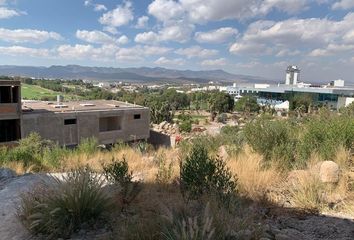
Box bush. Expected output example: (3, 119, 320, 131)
(179, 120, 192, 133)
(161, 203, 216, 240)
(102, 157, 132, 185)
(102, 157, 141, 208)
(243, 118, 297, 168)
(19, 167, 112, 239)
(155, 152, 173, 185)
(77, 137, 99, 155)
(234, 96, 260, 113)
(180, 144, 237, 203)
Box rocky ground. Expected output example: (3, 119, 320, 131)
(1, 168, 353, 240)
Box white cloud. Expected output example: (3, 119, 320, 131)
(99, 1, 133, 31)
(230, 13, 354, 56)
(0, 28, 62, 43)
(136, 16, 149, 28)
(0, 7, 24, 19)
(195, 27, 238, 43)
(154, 57, 185, 66)
(148, 0, 184, 23)
(201, 58, 227, 66)
(276, 49, 301, 57)
(76, 30, 115, 45)
(135, 31, 159, 44)
(117, 35, 129, 44)
(332, 0, 354, 10)
(159, 22, 194, 43)
(84, 0, 107, 12)
(175, 46, 218, 58)
(135, 22, 194, 44)
(116, 45, 171, 61)
(230, 42, 271, 55)
(0, 46, 50, 57)
(309, 44, 354, 56)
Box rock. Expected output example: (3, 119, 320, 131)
(218, 145, 229, 160)
(319, 161, 340, 183)
(0, 168, 16, 180)
(159, 121, 167, 129)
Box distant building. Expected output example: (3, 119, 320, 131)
(222, 66, 354, 110)
(0, 80, 150, 146)
(285, 65, 300, 85)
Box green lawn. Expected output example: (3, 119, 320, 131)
(21, 84, 81, 100)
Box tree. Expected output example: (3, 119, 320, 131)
(208, 92, 234, 114)
(149, 100, 173, 124)
(234, 96, 260, 113)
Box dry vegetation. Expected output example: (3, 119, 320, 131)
(1, 108, 354, 239)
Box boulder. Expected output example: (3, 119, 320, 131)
(159, 121, 167, 129)
(0, 168, 16, 180)
(319, 161, 340, 183)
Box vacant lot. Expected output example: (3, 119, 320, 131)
(21, 84, 80, 100)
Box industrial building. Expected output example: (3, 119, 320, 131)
(0, 80, 150, 146)
(225, 66, 354, 110)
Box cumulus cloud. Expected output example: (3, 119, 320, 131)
(84, 0, 107, 11)
(135, 16, 149, 28)
(195, 27, 238, 43)
(309, 44, 354, 56)
(149, 0, 311, 24)
(57, 44, 117, 61)
(99, 1, 133, 32)
(154, 56, 185, 66)
(116, 45, 172, 61)
(332, 0, 354, 10)
(76, 30, 115, 45)
(201, 58, 227, 66)
(0, 46, 50, 57)
(117, 35, 129, 44)
(0, 28, 62, 43)
(230, 12, 354, 57)
(175, 45, 218, 58)
(0, 7, 24, 19)
(135, 22, 194, 44)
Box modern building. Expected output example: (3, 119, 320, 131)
(224, 66, 354, 110)
(0, 79, 150, 146)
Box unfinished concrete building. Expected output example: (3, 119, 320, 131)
(0, 79, 150, 146)
(0, 80, 21, 144)
(22, 100, 150, 146)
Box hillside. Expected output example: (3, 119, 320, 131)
(0, 65, 275, 84)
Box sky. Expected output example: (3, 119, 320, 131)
(0, 0, 354, 83)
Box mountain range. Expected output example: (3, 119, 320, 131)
(0, 65, 277, 84)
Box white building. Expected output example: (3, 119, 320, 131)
(285, 65, 300, 85)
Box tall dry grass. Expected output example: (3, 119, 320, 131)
(227, 147, 282, 201)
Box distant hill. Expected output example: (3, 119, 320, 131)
(0, 65, 277, 84)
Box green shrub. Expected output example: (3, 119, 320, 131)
(102, 157, 132, 185)
(179, 120, 192, 133)
(234, 96, 260, 112)
(77, 137, 99, 154)
(243, 118, 297, 167)
(19, 167, 112, 239)
(180, 144, 237, 203)
(102, 157, 141, 208)
(155, 152, 173, 185)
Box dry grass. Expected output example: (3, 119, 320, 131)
(227, 147, 282, 201)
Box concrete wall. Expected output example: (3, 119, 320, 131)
(22, 108, 150, 146)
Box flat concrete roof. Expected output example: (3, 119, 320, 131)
(22, 100, 147, 114)
(0, 79, 21, 86)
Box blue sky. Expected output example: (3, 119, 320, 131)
(0, 0, 354, 83)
